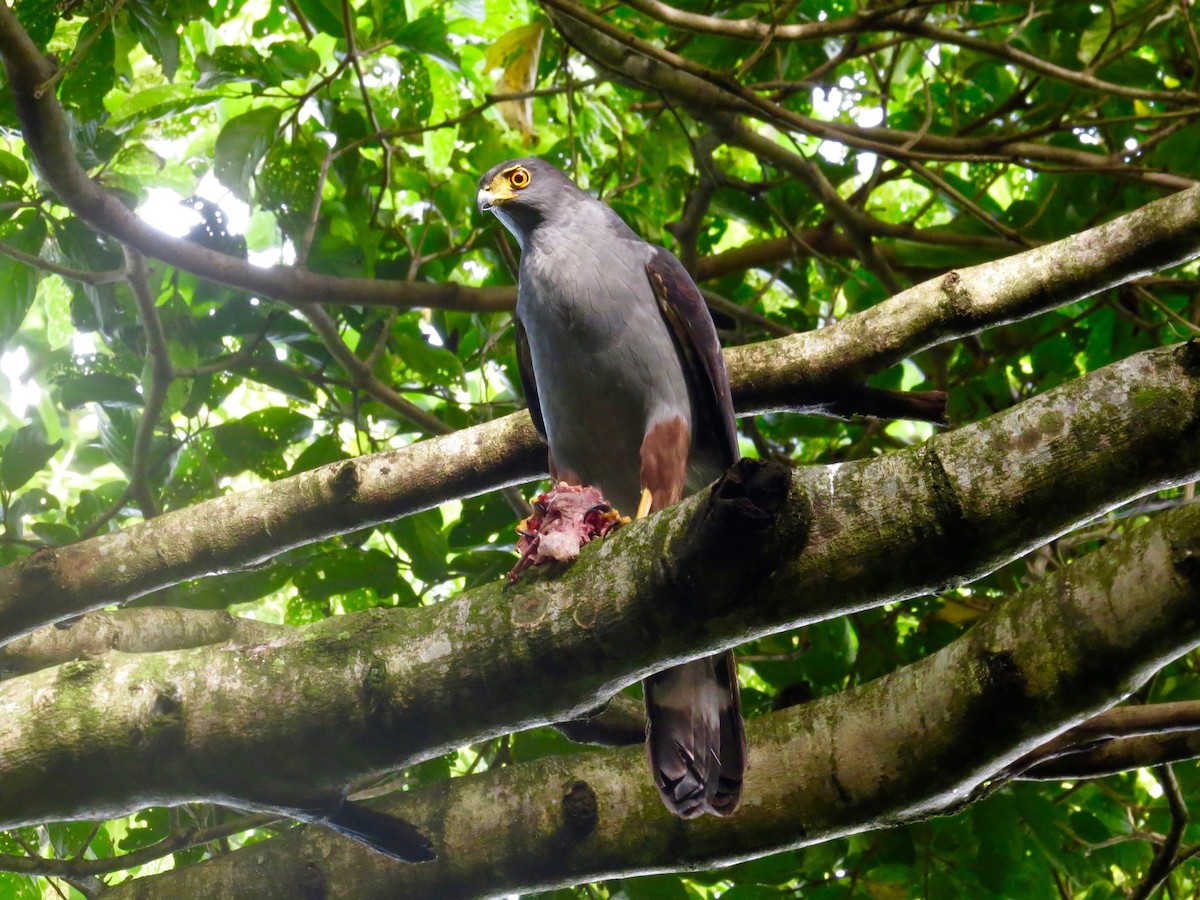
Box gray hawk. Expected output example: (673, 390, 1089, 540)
(478, 157, 745, 818)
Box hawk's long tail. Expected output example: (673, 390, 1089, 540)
(644, 650, 745, 818)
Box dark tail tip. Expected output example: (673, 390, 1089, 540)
(645, 652, 746, 819)
(323, 800, 436, 862)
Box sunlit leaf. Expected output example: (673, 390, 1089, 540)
(1, 422, 62, 492)
(214, 106, 284, 202)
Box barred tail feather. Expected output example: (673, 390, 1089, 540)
(644, 650, 745, 818)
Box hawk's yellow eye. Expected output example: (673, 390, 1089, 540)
(509, 166, 531, 189)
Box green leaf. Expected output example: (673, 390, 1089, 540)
(0, 211, 46, 348)
(213, 106, 284, 202)
(972, 794, 1023, 893)
(393, 329, 463, 385)
(289, 433, 350, 474)
(60, 373, 144, 409)
(60, 18, 116, 122)
(0, 256, 39, 349)
(211, 408, 313, 479)
(109, 85, 224, 134)
(0, 150, 28, 185)
(447, 549, 513, 588)
(0, 185, 24, 225)
(268, 40, 322, 80)
(10, 488, 59, 527)
(385, 14, 458, 70)
(138, 564, 295, 610)
(292, 0, 345, 38)
(388, 509, 450, 584)
(13, 0, 57, 48)
(195, 46, 283, 89)
(119, 807, 171, 852)
(96, 408, 136, 473)
(29, 521, 78, 545)
(390, 51, 433, 126)
(126, 0, 183, 79)
(257, 130, 324, 239)
(0, 871, 43, 898)
(2, 423, 63, 492)
(159, 307, 200, 416)
(449, 492, 518, 549)
(66, 482, 128, 529)
(293, 548, 400, 602)
(801, 618, 857, 687)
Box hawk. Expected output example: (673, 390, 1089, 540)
(479, 158, 745, 817)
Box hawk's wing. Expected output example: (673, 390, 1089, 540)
(646, 248, 738, 467)
(513, 310, 547, 441)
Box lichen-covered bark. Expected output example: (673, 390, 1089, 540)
(0, 412, 546, 643)
(102, 499, 1200, 899)
(1, 342, 1198, 836)
(726, 181, 1200, 412)
(0, 609, 285, 679)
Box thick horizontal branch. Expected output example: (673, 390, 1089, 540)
(727, 177, 1200, 410)
(1017, 702, 1200, 780)
(54, 618, 1196, 768)
(0, 606, 647, 742)
(1, 342, 1199, 831)
(102, 498, 1200, 898)
(0, 609, 285, 679)
(0, 179, 1194, 643)
(0, 412, 546, 643)
(1021, 732, 1200, 781)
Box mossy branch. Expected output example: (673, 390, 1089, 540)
(0, 343, 1198, 838)
(99, 498, 1200, 898)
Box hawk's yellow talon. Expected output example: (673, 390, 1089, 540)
(635, 487, 653, 520)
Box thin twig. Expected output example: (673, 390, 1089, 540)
(123, 247, 173, 519)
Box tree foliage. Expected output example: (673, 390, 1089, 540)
(0, 0, 1198, 897)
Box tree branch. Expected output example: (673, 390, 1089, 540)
(728, 182, 1200, 411)
(619, 0, 1195, 104)
(299, 304, 451, 435)
(553, 6, 1195, 191)
(0, 176, 1198, 642)
(1020, 731, 1200, 781)
(1, 342, 1199, 832)
(0, 410, 547, 643)
(0, 608, 283, 679)
(1129, 765, 1188, 900)
(0, 2, 513, 315)
(124, 246, 171, 518)
(98, 496, 1200, 897)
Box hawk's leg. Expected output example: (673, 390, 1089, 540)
(639, 416, 689, 512)
(635, 487, 653, 520)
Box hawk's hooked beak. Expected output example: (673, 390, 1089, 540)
(477, 175, 517, 213)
